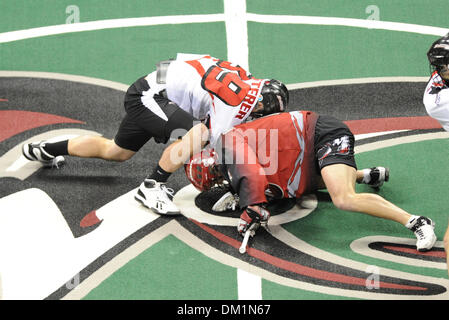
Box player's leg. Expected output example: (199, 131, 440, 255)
(67, 135, 135, 161)
(22, 133, 135, 167)
(321, 164, 411, 224)
(127, 83, 209, 215)
(21, 75, 153, 167)
(314, 114, 436, 251)
(134, 119, 209, 215)
(134, 122, 208, 215)
(316, 167, 389, 189)
(321, 163, 436, 251)
(157, 115, 209, 173)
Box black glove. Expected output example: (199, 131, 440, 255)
(237, 205, 270, 235)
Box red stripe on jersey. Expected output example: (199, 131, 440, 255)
(211, 97, 216, 113)
(287, 113, 304, 189)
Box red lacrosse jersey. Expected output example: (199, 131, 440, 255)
(219, 111, 320, 208)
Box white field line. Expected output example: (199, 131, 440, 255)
(237, 268, 262, 300)
(0, 14, 226, 43)
(246, 13, 449, 36)
(286, 76, 429, 90)
(224, 0, 249, 69)
(0, 13, 447, 45)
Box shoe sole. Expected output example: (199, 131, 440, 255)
(134, 193, 181, 216)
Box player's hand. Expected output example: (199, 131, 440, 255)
(237, 205, 270, 236)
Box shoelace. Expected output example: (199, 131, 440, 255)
(161, 184, 175, 199)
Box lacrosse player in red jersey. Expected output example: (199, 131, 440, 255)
(185, 111, 437, 252)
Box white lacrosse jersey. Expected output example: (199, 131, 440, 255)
(423, 71, 449, 131)
(165, 54, 267, 146)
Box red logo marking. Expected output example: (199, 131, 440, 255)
(0, 110, 84, 143)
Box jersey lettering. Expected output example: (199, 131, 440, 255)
(235, 79, 264, 119)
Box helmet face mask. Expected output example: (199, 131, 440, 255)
(427, 34, 449, 77)
(251, 79, 289, 118)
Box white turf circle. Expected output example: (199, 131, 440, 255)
(173, 184, 317, 227)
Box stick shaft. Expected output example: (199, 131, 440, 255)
(239, 229, 251, 253)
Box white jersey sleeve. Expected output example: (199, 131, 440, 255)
(423, 71, 449, 131)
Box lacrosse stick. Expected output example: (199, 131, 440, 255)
(239, 222, 260, 254)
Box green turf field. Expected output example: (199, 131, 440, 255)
(1, 0, 448, 300)
(80, 139, 449, 299)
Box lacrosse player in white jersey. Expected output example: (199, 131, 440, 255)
(22, 53, 289, 215)
(424, 33, 449, 131)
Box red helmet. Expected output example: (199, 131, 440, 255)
(184, 149, 222, 191)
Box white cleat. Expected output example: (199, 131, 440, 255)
(22, 141, 65, 168)
(135, 179, 180, 215)
(212, 191, 239, 212)
(406, 216, 437, 252)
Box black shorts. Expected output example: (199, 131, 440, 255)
(114, 76, 195, 152)
(314, 115, 357, 170)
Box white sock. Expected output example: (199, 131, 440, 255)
(361, 169, 371, 184)
(405, 215, 420, 228)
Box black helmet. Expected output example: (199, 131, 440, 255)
(252, 79, 289, 117)
(427, 33, 449, 73)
